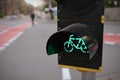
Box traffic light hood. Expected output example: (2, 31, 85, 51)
(46, 23, 98, 56)
(56, 0, 100, 16)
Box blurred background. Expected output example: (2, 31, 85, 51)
(0, 0, 120, 20)
(0, 0, 57, 20)
(0, 0, 120, 80)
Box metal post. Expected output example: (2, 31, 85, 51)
(49, 0, 52, 9)
(48, 0, 54, 19)
(81, 72, 96, 80)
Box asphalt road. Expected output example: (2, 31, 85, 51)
(0, 19, 120, 80)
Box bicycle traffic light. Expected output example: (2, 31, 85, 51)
(46, 0, 104, 72)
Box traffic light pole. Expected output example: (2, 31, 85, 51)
(48, 0, 52, 9)
(81, 72, 96, 80)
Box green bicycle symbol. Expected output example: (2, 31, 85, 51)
(64, 34, 89, 54)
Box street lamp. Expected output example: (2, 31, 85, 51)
(48, 0, 54, 20)
(49, 0, 52, 9)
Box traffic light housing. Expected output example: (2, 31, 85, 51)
(46, 0, 104, 72)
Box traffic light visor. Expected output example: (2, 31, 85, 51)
(46, 31, 73, 55)
(46, 23, 98, 57)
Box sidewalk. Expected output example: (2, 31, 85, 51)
(0, 16, 31, 27)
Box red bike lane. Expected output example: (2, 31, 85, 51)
(104, 33, 120, 45)
(0, 22, 32, 49)
(0, 22, 120, 50)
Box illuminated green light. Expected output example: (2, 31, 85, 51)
(47, 44, 56, 55)
(64, 34, 89, 54)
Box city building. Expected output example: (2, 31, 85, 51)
(0, 0, 6, 15)
(0, 0, 28, 17)
(0, 0, 12, 16)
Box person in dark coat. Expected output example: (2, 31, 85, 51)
(30, 13, 35, 25)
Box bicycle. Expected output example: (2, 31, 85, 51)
(64, 34, 89, 54)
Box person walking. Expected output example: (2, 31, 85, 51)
(49, 9, 54, 20)
(30, 13, 35, 26)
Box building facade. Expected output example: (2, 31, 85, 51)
(0, 0, 28, 17)
(0, 0, 12, 16)
(0, 0, 6, 15)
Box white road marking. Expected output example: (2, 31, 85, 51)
(116, 34, 120, 36)
(104, 33, 120, 45)
(0, 32, 23, 51)
(0, 30, 8, 34)
(0, 22, 35, 51)
(104, 42, 116, 45)
(0, 47, 5, 50)
(62, 68, 71, 80)
(105, 33, 115, 35)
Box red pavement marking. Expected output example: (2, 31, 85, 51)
(0, 26, 12, 31)
(0, 22, 120, 48)
(0, 22, 32, 47)
(104, 34, 120, 44)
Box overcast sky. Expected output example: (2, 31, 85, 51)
(24, 0, 44, 7)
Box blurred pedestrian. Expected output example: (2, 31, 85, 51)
(30, 13, 35, 26)
(49, 9, 54, 20)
